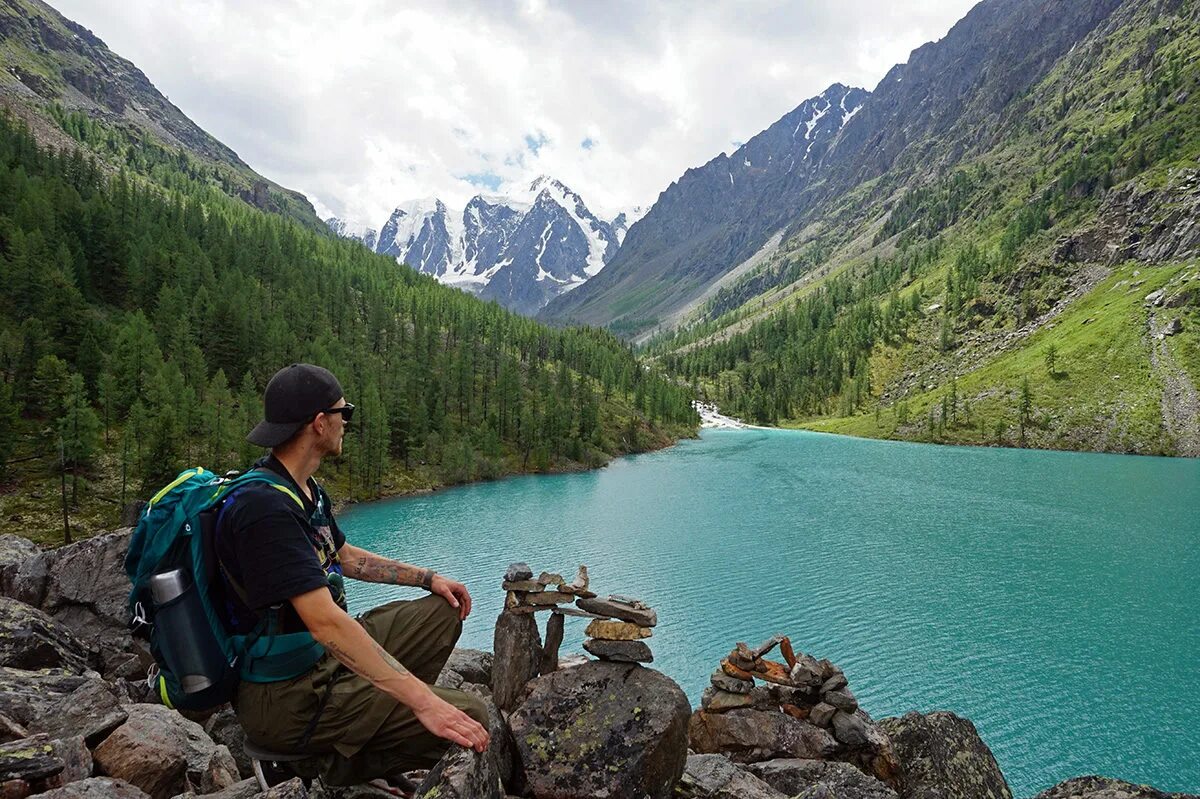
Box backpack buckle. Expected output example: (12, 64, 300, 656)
(130, 601, 151, 631)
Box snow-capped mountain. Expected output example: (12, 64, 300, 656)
(328, 177, 629, 316)
(325, 216, 377, 252)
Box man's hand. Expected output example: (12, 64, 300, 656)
(292, 587, 488, 752)
(430, 574, 472, 620)
(411, 693, 489, 752)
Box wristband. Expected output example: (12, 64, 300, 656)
(421, 569, 435, 590)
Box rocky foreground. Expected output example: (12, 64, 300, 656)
(0, 531, 1192, 799)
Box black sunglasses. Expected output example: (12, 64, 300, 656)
(320, 403, 355, 422)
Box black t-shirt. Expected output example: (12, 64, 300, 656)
(215, 455, 347, 635)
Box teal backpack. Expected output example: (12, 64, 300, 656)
(125, 467, 326, 711)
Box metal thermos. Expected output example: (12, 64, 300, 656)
(149, 569, 220, 693)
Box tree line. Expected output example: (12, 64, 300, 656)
(0, 113, 696, 539)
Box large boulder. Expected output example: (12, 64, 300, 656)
(439, 649, 493, 687)
(414, 746, 502, 799)
(747, 759, 898, 799)
(29, 679, 127, 748)
(508, 661, 690, 799)
(0, 598, 95, 674)
(1031, 776, 1200, 799)
(2, 531, 137, 679)
(203, 708, 249, 779)
(879, 711, 1012, 799)
(0, 536, 41, 597)
(28, 777, 150, 799)
(676, 753, 787, 799)
(0, 668, 89, 728)
(6, 531, 131, 629)
(0, 733, 92, 796)
(491, 612, 541, 712)
(476, 694, 515, 790)
(689, 708, 838, 763)
(93, 704, 239, 799)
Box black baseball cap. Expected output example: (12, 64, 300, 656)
(247, 364, 345, 448)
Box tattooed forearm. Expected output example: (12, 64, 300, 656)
(321, 634, 413, 685)
(341, 547, 432, 588)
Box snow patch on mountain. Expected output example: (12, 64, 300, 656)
(329, 177, 631, 315)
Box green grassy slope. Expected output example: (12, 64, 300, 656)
(657, 0, 1200, 456)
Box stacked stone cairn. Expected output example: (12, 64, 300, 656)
(576, 594, 657, 663)
(689, 634, 901, 790)
(493, 562, 599, 711)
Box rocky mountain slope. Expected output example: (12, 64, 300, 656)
(539, 83, 869, 335)
(0, 0, 323, 228)
(612, 0, 1198, 456)
(329, 177, 628, 316)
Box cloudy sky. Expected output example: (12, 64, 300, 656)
(53, 0, 978, 227)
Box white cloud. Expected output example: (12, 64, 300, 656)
(51, 0, 978, 228)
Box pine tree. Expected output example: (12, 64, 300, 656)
(0, 380, 17, 476)
(1018, 378, 1033, 447)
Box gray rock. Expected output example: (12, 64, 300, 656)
(2, 531, 137, 679)
(1030, 776, 1200, 799)
(503, 563, 532, 582)
(204, 709, 250, 778)
(710, 669, 754, 695)
(188, 779, 259, 799)
(688, 709, 838, 763)
(540, 611, 564, 673)
(0, 733, 91, 789)
(509, 660, 690, 799)
(747, 759, 898, 799)
(414, 745, 502, 799)
(832, 709, 869, 747)
(879, 711, 1012, 799)
(582, 638, 652, 663)
(30, 679, 127, 747)
(820, 673, 848, 693)
(434, 669, 464, 690)
(700, 687, 755, 713)
(0, 711, 29, 742)
(1164, 317, 1183, 335)
(7, 531, 131, 631)
(0, 598, 95, 673)
(677, 753, 787, 799)
(29, 777, 150, 799)
(491, 612, 541, 712)
(789, 654, 824, 688)
(441, 649, 493, 687)
(824, 687, 858, 713)
(0, 668, 88, 727)
(262, 778, 307, 799)
(476, 695, 515, 790)
(809, 703, 836, 728)
(1145, 288, 1166, 306)
(0, 536, 40, 597)
(852, 710, 903, 788)
(575, 597, 657, 627)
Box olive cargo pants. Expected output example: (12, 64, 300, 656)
(234, 595, 489, 784)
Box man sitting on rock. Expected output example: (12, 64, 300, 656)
(218, 363, 489, 788)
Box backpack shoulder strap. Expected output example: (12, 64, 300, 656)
(221, 471, 305, 511)
(212, 470, 308, 625)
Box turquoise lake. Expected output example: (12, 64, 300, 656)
(339, 428, 1200, 798)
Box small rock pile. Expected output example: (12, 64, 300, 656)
(578, 595, 657, 663)
(501, 562, 596, 612)
(690, 634, 900, 790)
